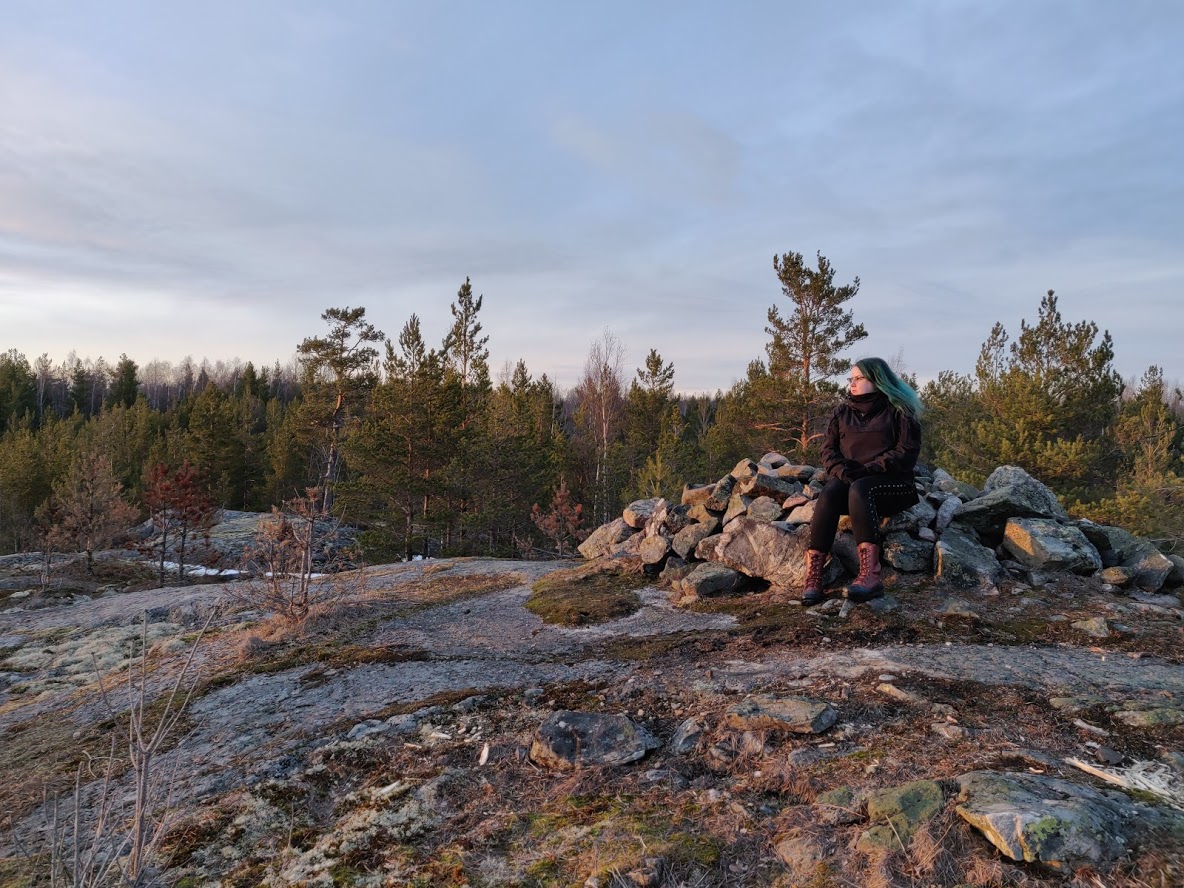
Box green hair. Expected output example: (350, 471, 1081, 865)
(855, 357, 923, 418)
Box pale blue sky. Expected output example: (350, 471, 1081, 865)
(1, 1, 1181, 392)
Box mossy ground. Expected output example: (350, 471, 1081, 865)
(525, 564, 647, 626)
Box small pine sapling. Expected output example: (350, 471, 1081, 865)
(530, 479, 584, 557)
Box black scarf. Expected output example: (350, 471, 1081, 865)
(848, 391, 889, 417)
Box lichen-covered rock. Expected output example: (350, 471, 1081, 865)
(1071, 616, 1110, 638)
(954, 469, 1068, 544)
(681, 483, 716, 507)
(984, 466, 1068, 517)
(669, 716, 706, 754)
(1077, 522, 1174, 591)
(737, 471, 801, 500)
(529, 711, 660, 770)
(1113, 706, 1184, 727)
(1003, 518, 1102, 574)
(883, 499, 937, 534)
(577, 518, 637, 559)
(639, 535, 671, 566)
(725, 695, 837, 734)
(671, 522, 717, 560)
(745, 496, 784, 524)
(883, 532, 934, 573)
(814, 786, 865, 825)
(623, 498, 664, 529)
(704, 475, 737, 512)
(773, 830, 828, 878)
(936, 525, 1002, 588)
(857, 779, 944, 852)
(955, 770, 1164, 870)
(713, 517, 810, 592)
(671, 562, 743, 604)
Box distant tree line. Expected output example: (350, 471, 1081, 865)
(1, 257, 1181, 564)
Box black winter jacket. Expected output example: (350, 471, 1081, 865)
(821, 392, 922, 484)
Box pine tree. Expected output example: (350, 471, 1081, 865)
(758, 251, 867, 458)
(969, 291, 1123, 496)
(623, 349, 676, 489)
(44, 449, 138, 572)
(530, 478, 584, 557)
(0, 350, 36, 432)
(144, 460, 217, 583)
(344, 315, 456, 559)
(297, 307, 384, 514)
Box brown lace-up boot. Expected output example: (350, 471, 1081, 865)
(846, 542, 884, 602)
(801, 549, 827, 606)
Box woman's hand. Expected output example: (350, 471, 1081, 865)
(838, 461, 868, 484)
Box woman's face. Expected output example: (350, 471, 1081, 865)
(847, 366, 876, 396)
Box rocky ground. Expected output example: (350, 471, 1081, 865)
(0, 547, 1182, 887)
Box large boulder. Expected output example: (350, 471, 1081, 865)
(578, 518, 637, 559)
(671, 522, 717, 560)
(681, 483, 716, 507)
(955, 770, 1173, 870)
(883, 532, 934, 573)
(737, 471, 802, 500)
(1077, 522, 1174, 592)
(670, 562, 744, 604)
(935, 495, 961, 532)
(1002, 518, 1102, 574)
(745, 496, 785, 524)
(954, 466, 1068, 544)
(713, 517, 810, 592)
(623, 498, 664, 529)
(638, 535, 671, 566)
(936, 525, 1002, 588)
(530, 711, 661, 770)
(883, 499, 937, 534)
(701, 475, 735, 512)
(984, 466, 1069, 517)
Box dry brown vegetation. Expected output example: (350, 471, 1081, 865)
(3, 559, 1183, 886)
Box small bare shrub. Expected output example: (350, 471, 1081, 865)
(8, 612, 212, 887)
(233, 488, 363, 624)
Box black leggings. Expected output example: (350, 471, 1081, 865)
(808, 476, 919, 552)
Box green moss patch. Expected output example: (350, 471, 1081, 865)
(525, 566, 646, 626)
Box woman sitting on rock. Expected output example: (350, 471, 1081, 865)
(803, 357, 923, 605)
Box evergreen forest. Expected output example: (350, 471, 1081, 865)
(1, 257, 1181, 564)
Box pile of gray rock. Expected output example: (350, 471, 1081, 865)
(577, 454, 1184, 604)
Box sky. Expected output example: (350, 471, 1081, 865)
(1, 1, 1182, 394)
